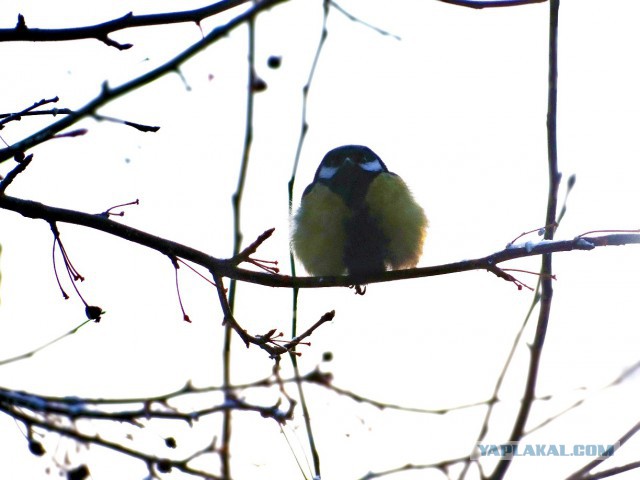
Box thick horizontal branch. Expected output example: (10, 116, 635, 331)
(436, 0, 546, 8)
(0, 0, 252, 49)
(0, 0, 288, 164)
(2, 193, 639, 288)
(0, 193, 231, 269)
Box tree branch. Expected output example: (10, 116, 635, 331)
(436, 0, 546, 8)
(0, 1, 256, 50)
(489, 1, 560, 478)
(0, 0, 289, 164)
(1, 193, 638, 289)
(566, 420, 640, 480)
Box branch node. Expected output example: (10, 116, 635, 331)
(0, 154, 33, 195)
(16, 14, 27, 31)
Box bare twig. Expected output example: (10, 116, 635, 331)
(489, 2, 560, 478)
(231, 227, 275, 264)
(0, 1, 259, 50)
(0, 0, 289, 164)
(508, 223, 556, 246)
(566, 421, 640, 480)
(0, 154, 33, 194)
(457, 279, 542, 480)
(219, 6, 260, 476)
(436, 0, 546, 8)
(210, 274, 333, 357)
(93, 114, 160, 132)
(287, 2, 332, 477)
(0, 319, 92, 366)
(0, 97, 59, 129)
(283, 310, 334, 351)
(570, 461, 640, 480)
(527, 359, 640, 435)
(0, 108, 159, 133)
(357, 456, 470, 480)
(330, 1, 401, 40)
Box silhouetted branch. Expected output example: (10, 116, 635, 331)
(527, 360, 640, 436)
(0, 96, 59, 129)
(285, 4, 331, 476)
(488, 2, 560, 478)
(566, 421, 640, 480)
(1, 192, 639, 289)
(0, 107, 160, 133)
(219, 10, 260, 476)
(283, 310, 334, 351)
(330, 1, 401, 40)
(0, 1, 257, 50)
(436, 0, 546, 8)
(0, 319, 92, 366)
(357, 456, 470, 480)
(0, 0, 289, 164)
(0, 154, 32, 194)
(211, 273, 334, 357)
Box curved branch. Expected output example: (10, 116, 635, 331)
(0, 0, 289, 164)
(1, 193, 638, 289)
(436, 0, 547, 8)
(0, 1, 255, 50)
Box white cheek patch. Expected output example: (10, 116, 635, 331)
(318, 165, 339, 179)
(360, 159, 383, 172)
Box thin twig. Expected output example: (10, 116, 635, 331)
(457, 284, 541, 480)
(0, 0, 289, 164)
(569, 461, 640, 480)
(0, 108, 160, 133)
(330, 1, 401, 40)
(0, 97, 59, 128)
(0, 319, 92, 366)
(523, 360, 640, 437)
(489, 2, 560, 478)
(283, 310, 334, 351)
(566, 421, 640, 480)
(0, 154, 33, 194)
(219, 5, 261, 476)
(357, 456, 470, 480)
(231, 227, 275, 264)
(211, 274, 334, 357)
(287, 2, 332, 478)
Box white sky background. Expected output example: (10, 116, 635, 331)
(0, 0, 639, 479)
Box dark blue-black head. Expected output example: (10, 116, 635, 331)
(312, 145, 389, 183)
(304, 145, 390, 206)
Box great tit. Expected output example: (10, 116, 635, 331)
(291, 145, 428, 278)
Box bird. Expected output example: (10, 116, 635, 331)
(291, 145, 427, 279)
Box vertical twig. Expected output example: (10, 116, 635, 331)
(287, 2, 331, 478)
(489, 1, 560, 479)
(220, 6, 258, 479)
(457, 289, 541, 479)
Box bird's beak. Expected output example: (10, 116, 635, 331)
(342, 157, 356, 171)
